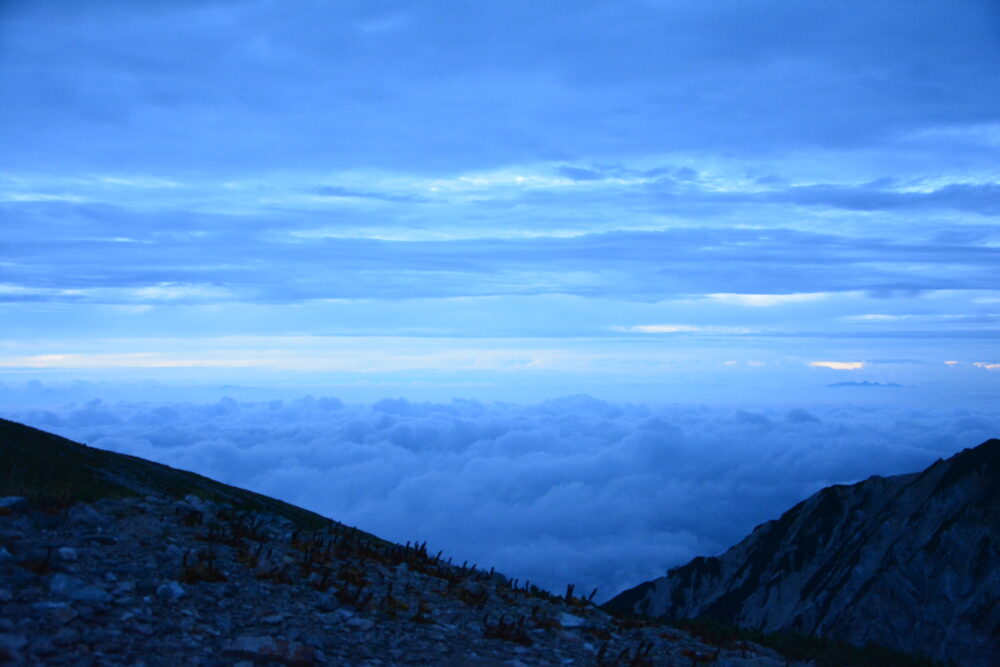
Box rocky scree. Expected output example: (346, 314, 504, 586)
(0, 492, 801, 666)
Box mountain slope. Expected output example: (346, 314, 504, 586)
(0, 417, 373, 535)
(604, 439, 1000, 666)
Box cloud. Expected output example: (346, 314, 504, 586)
(707, 293, 833, 307)
(754, 181, 1000, 216)
(0, 353, 258, 369)
(809, 361, 865, 370)
(6, 206, 998, 305)
(310, 186, 431, 204)
(844, 314, 907, 321)
(556, 166, 606, 182)
(4, 393, 994, 601)
(616, 325, 700, 333)
(131, 283, 234, 302)
(786, 408, 820, 423)
(0, 346, 594, 374)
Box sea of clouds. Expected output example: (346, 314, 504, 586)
(4, 394, 997, 601)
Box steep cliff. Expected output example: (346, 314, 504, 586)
(605, 439, 1000, 666)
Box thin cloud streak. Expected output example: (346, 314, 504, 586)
(5, 212, 1000, 304)
(809, 361, 865, 371)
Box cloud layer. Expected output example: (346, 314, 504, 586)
(5, 395, 996, 600)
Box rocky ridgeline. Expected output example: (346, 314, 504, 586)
(605, 439, 1000, 667)
(0, 493, 798, 666)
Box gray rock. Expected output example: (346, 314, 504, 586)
(32, 601, 69, 610)
(29, 636, 56, 656)
(332, 608, 355, 622)
(223, 635, 320, 666)
(347, 616, 375, 631)
(132, 622, 154, 636)
(557, 612, 585, 628)
(58, 546, 79, 562)
(156, 581, 186, 601)
(49, 573, 112, 603)
(51, 605, 79, 625)
(112, 580, 136, 595)
(68, 504, 111, 528)
(461, 580, 488, 597)
(51, 628, 78, 647)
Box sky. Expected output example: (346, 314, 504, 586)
(1, 1, 999, 597)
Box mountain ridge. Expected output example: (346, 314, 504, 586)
(0, 417, 370, 535)
(604, 438, 1000, 666)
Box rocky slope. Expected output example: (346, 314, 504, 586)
(604, 439, 1000, 666)
(0, 417, 804, 666)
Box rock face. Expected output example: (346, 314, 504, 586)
(604, 439, 1000, 666)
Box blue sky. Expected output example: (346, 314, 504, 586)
(2, 0, 999, 402)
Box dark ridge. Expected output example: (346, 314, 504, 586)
(0, 417, 379, 537)
(784, 486, 843, 571)
(601, 580, 652, 615)
(932, 438, 1000, 495)
(687, 555, 722, 579)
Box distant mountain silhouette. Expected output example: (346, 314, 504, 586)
(604, 439, 1000, 666)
